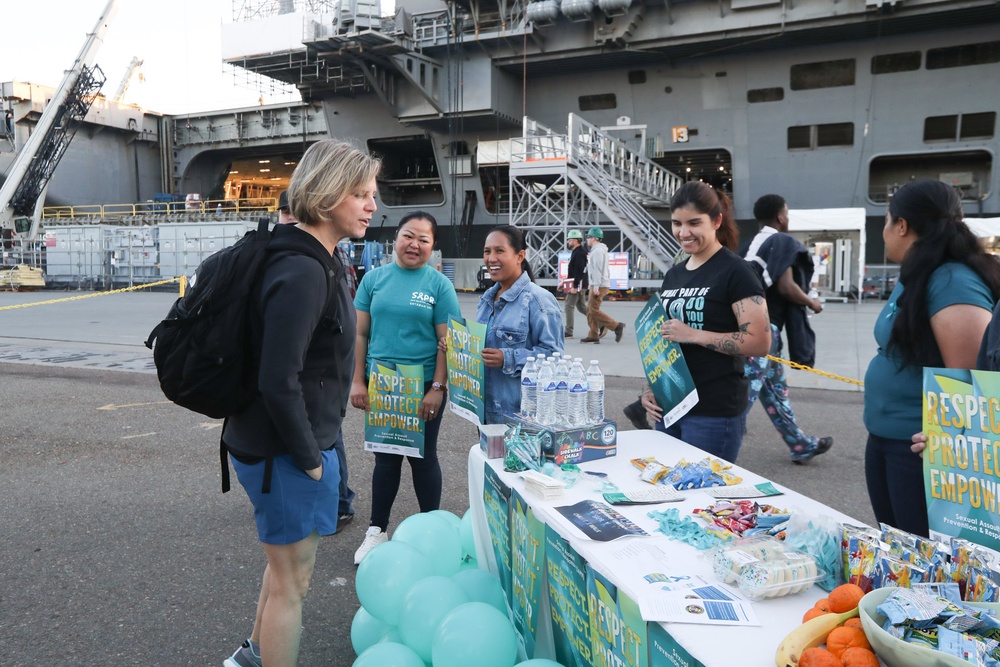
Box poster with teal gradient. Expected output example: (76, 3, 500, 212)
(483, 463, 514, 610)
(587, 565, 648, 667)
(511, 490, 545, 659)
(922, 367, 1000, 552)
(647, 623, 706, 667)
(363, 361, 425, 457)
(634, 297, 697, 428)
(545, 525, 596, 667)
(446, 317, 487, 426)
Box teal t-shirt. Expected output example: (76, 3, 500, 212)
(354, 263, 461, 379)
(863, 262, 994, 439)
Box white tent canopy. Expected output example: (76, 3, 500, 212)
(965, 218, 1000, 238)
(788, 207, 867, 298)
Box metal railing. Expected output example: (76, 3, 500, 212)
(42, 197, 279, 220)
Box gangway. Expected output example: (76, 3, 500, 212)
(509, 113, 683, 286)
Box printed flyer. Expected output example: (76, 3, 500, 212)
(446, 317, 487, 426)
(634, 297, 698, 428)
(511, 490, 545, 659)
(554, 499, 649, 542)
(922, 368, 1000, 552)
(587, 566, 648, 667)
(545, 525, 596, 667)
(483, 463, 514, 609)
(363, 361, 425, 457)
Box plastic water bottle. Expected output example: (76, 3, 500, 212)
(568, 358, 589, 427)
(536, 361, 556, 426)
(553, 356, 570, 427)
(520, 356, 538, 419)
(586, 360, 605, 425)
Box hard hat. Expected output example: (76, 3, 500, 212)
(567, 229, 583, 240)
(586, 227, 604, 239)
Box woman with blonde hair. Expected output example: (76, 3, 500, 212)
(223, 139, 381, 667)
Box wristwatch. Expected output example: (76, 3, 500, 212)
(431, 381, 446, 392)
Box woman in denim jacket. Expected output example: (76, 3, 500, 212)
(477, 225, 564, 424)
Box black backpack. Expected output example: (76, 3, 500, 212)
(145, 218, 343, 491)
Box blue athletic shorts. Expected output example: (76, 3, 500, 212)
(231, 449, 341, 545)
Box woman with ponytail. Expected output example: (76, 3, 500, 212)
(864, 179, 1000, 536)
(477, 225, 564, 424)
(640, 182, 770, 462)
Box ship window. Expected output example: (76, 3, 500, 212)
(579, 94, 617, 111)
(787, 123, 854, 149)
(628, 70, 646, 84)
(961, 112, 996, 140)
(787, 126, 812, 149)
(924, 115, 959, 142)
(747, 87, 784, 103)
(816, 123, 854, 147)
(790, 59, 855, 90)
(871, 51, 921, 74)
(927, 41, 1000, 69)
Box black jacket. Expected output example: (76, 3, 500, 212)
(223, 226, 356, 472)
(568, 243, 589, 290)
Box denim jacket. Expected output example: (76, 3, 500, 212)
(477, 272, 564, 424)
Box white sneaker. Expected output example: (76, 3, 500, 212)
(354, 526, 388, 565)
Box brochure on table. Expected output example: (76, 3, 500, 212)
(468, 431, 862, 667)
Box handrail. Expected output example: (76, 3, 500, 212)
(41, 197, 280, 219)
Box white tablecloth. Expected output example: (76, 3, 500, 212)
(467, 430, 863, 666)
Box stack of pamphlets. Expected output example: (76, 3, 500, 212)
(522, 470, 567, 500)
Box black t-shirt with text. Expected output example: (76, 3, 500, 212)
(659, 247, 765, 417)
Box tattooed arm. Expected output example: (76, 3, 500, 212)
(659, 295, 771, 356)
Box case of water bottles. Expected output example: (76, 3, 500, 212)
(511, 354, 617, 464)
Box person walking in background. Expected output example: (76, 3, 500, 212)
(223, 140, 380, 667)
(863, 179, 1000, 537)
(581, 227, 625, 344)
(562, 228, 588, 338)
(639, 182, 770, 462)
(742, 194, 832, 464)
(349, 212, 461, 564)
(279, 190, 357, 525)
(478, 225, 564, 424)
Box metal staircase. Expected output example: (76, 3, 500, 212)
(510, 113, 683, 284)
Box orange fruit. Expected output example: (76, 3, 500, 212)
(841, 646, 880, 667)
(843, 617, 864, 630)
(813, 597, 831, 612)
(799, 647, 842, 667)
(828, 583, 866, 613)
(826, 626, 872, 659)
(803, 606, 830, 623)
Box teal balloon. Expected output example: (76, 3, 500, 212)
(431, 602, 518, 667)
(459, 556, 480, 571)
(350, 606, 396, 655)
(451, 568, 507, 614)
(356, 540, 434, 625)
(459, 509, 476, 559)
(515, 661, 566, 667)
(429, 509, 462, 531)
(398, 575, 470, 662)
(381, 626, 403, 644)
(352, 641, 425, 667)
(392, 513, 462, 577)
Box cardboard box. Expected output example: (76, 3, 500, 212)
(505, 414, 617, 465)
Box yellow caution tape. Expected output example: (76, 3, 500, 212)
(766, 354, 864, 388)
(0, 278, 182, 311)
